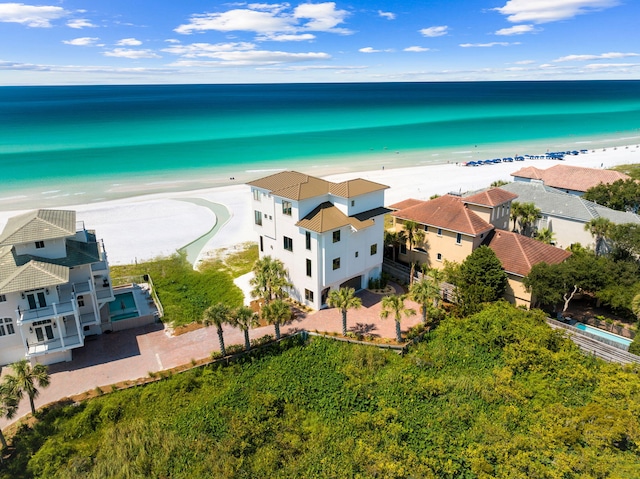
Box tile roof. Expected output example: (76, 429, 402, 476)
(485, 230, 571, 277)
(247, 171, 388, 201)
(392, 194, 494, 236)
(387, 198, 425, 210)
(296, 202, 374, 233)
(500, 182, 640, 224)
(464, 187, 518, 207)
(510, 164, 630, 192)
(0, 247, 70, 294)
(0, 209, 76, 246)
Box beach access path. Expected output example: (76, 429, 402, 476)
(1, 284, 421, 430)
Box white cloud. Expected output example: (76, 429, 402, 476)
(584, 63, 639, 70)
(359, 47, 379, 53)
(63, 37, 99, 46)
(162, 41, 330, 66)
(419, 25, 448, 37)
(460, 42, 516, 48)
(175, 2, 350, 36)
(168, 50, 330, 67)
(294, 2, 350, 33)
(165, 39, 181, 44)
(103, 48, 161, 59)
(494, 0, 619, 24)
(514, 60, 535, 64)
(117, 38, 143, 46)
(257, 33, 316, 41)
(0, 2, 66, 27)
(554, 52, 639, 62)
(404, 46, 430, 52)
(67, 18, 96, 29)
(378, 10, 395, 20)
(495, 24, 535, 35)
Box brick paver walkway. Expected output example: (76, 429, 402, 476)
(1, 284, 421, 429)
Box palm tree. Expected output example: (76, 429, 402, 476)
(510, 201, 522, 232)
(631, 292, 640, 323)
(584, 217, 612, 256)
(380, 294, 416, 343)
(518, 202, 542, 237)
(4, 359, 50, 417)
(203, 303, 232, 356)
(535, 227, 556, 245)
(261, 299, 291, 340)
(384, 230, 407, 262)
(327, 287, 362, 336)
(410, 277, 440, 324)
(250, 256, 292, 304)
(0, 382, 18, 449)
(233, 305, 260, 351)
(403, 220, 425, 252)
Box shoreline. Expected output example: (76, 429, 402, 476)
(0, 141, 638, 266)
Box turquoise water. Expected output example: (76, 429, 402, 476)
(109, 291, 138, 321)
(1, 81, 640, 207)
(574, 322, 632, 346)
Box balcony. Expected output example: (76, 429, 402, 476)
(27, 332, 83, 357)
(19, 301, 76, 323)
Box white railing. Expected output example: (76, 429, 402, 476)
(26, 333, 83, 356)
(19, 301, 76, 323)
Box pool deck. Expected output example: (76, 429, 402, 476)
(1, 283, 422, 430)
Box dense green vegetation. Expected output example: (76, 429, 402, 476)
(611, 163, 640, 180)
(3, 302, 639, 479)
(111, 248, 256, 327)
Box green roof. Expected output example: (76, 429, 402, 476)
(0, 209, 76, 246)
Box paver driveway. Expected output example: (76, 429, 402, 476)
(1, 283, 422, 429)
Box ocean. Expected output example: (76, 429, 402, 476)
(1, 81, 640, 208)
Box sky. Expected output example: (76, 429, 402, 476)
(0, 0, 638, 85)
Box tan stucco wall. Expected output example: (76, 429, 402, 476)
(502, 273, 532, 308)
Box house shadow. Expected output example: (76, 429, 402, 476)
(47, 322, 164, 374)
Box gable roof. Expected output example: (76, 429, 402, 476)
(392, 194, 494, 236)
(510, 164, 630, 193)
(485, 230, 571, 277)
(0, 209, 76, 246)
(247, 170, 388, 201)
(464, 188, 518, 207)
(500, 182, 640, 224)
(296, 202, 374, 233)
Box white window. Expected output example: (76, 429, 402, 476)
(0, 318, 15, 336)
(333, 257, 341, 270)
(282, 201, 292, 216)
(0, 294, 6, 302)
(456, 233, 462, 244)
(253, 189, 261, 201)
(370, 244, 377, 255)
(436, 253, 442, 261)
(305, 289, 314, 302)
(35, 241, 44, 249)
(333, 230, 341, 243)
(437, 228, 442, 236)
(254, 210, 263, 226)
(77, 295, 85, 307)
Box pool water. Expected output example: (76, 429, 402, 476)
(574, 322, 632, 347)
(108, 292, 139, 322)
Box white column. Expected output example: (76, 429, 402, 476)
(56, 317, 65, 349)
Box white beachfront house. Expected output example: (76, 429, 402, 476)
(247, 171, 390, 310)
(0, 209, 114, 366)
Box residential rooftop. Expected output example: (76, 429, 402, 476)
(510, 164, 630, 193)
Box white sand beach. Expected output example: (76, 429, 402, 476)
(0, 145, 638, 266)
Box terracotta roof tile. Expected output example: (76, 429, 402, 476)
(464, 187, 518, 207)
(392, 194, 493, 236)
(486, 230, 571, 277)
(296, 202, 374, 233)
(510, 164, 630, 193)
(388, 198, 426, 210)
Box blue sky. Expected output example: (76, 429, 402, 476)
(1, 0, 638, 84)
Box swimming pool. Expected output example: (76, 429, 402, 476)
(574, 322, 632, 347)
(108, 291, 139, 322)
